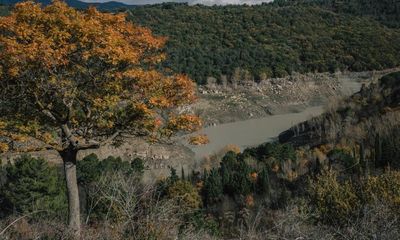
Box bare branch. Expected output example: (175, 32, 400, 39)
(76, 131, 120, 150)
(100, 131, 121, 146)
(76, 142, 100, 151)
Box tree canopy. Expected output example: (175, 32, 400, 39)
(0, 1, 201, 153)
(0, 1, 203, 236)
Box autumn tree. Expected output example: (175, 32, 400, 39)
(0, 1, 203, 237)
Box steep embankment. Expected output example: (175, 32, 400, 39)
(279, 71, 400, 160)
(192, 68, 399, 125)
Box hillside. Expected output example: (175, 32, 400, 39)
(0, 4, 8, 15)
(280, 71, 400, 167)
(127, 2, 400, 84)
(303, 0, 400, 28)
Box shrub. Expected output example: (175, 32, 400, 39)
(186, 210, 221, 237)
(328, 148, 358, 172)
(166, 180, 202, 209)
(131, 157, 145, 174)
(77, 153, 101, 185)
(308, 171, 361, 225)
(83, 172, 191, 239)
(363, 171, 400, 207)
(244, 142, 296, 168)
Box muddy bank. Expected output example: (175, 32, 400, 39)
(191, 68, 400, 126)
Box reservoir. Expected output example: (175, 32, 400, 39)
(184, 76, 363, 159)
(185, 106, 323, 159)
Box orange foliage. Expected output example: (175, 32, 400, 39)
(222, 144, 241, 154)
(189, 134, 210, 145)
(249, 172, 258, 182)
(167, 115, 203, 135)
(0, 1, 202, 150)
(245, 194, 255, 207)
(0, 142, 9, 153)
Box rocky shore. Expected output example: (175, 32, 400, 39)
(192, 69, 400, 126)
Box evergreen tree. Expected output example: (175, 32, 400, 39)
(202, 169, 223, 205)
(0, 155, 67, 218)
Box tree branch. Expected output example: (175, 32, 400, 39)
(76, 142, 100, 150)
(100, 131, 121, 146)
(75, 131, 121, 151)
(34, 93, 61, 123)
(0, 210, 48, 236)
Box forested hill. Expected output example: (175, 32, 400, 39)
(0, 4, 8, 15)
(298, 0, 400, 28)
(127, 2, 400, 84)
(2, 1, 400, 85)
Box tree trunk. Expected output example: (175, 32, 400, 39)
(60, 147, 81, 239)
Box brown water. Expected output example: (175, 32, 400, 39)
(185, 106, 323, 159)
(184, 77, 363, 160)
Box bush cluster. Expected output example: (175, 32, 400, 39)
(309, 170, 400, 225)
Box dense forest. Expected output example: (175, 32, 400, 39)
(300, 0, 400, 28)
(126, 1, 400, 84)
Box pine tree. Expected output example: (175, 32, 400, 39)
(202, 169, 223, 205)
(0, 155, 67, 217)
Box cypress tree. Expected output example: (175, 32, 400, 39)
(202, 169, 223, 205)
(181, 166, 185, 181)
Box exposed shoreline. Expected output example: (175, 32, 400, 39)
(191, 68, 400, 126)
(183, 67, 400, 162)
